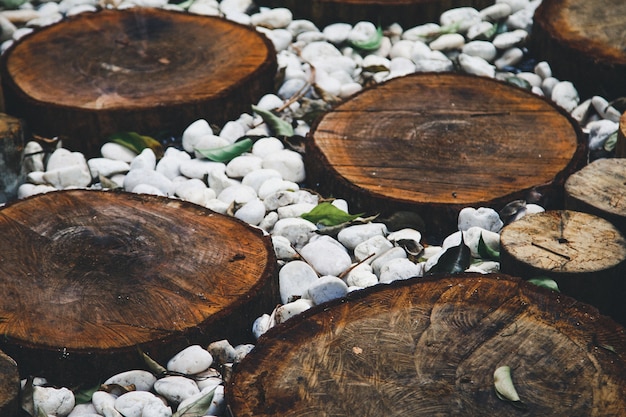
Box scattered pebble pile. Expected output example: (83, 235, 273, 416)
(0, 0, 623, 415)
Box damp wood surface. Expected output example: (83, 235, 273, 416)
(500, 210, 626, 325)
(305, 73, 585, 239)
(0, 350, 19, 417)
(0, 189, 278, 386)
(254, 0, 494, 27)
(0, 8, 277, 157)
(530, 0, 626, 100)
(227, 274, 626, 416)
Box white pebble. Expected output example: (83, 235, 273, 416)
(277, 202, 316, 219)
(272, 235, 299, 260)
(274, 298, 314, 324)
(353, 235, 394, 262)
(115, 391, 169, 417)
(272, 217, 317, 248)
(429, 33, 464, 51)
(323, 22, 352, 44)
(167, 345, 213, 375)
(251, 137, 285, 158)
(300, 235, 352, 277)
(101, 142, 137, 163)
(344, 263, 379, 288)
(17, 183, 56, 199)
(279, 260, 319, 303)
(182, 119, 213, 153)
(208, 168, 239, 195)
(540, 76, 560, 97)
(262, 149, 305, 183)
(479, 3, 512, 21)
(516, 72, 542, 87)
(217, 184, 257, 205)
(43, 164, 92, 189)
(587, 119, 618, 150)
(235, 198, 266, 225)
(534, 61, 552, 79)
(440, 7, 481, 33)
(33, 386, 75, 417)
(551, 81, 580, 113)
(458, 207, 503, 232)
(458, 53, 495, 77)
(337, 223, 388, 250)
(462, 40, 497, 62)
(132, 184, 166, 196)
(492, 29, 528, 49)
(92, 391, 121, 417)
(591, 96, 621, 123)
(467, 21, 495, 40)
(494, 47, 524, 69)
(306, 275, 349, 305)
(402, 23, 441, 41)
(225, 155, 263, 178)
(371, 246, 407, 276)
(104, 370, 156, 392)
(124, 169, 175, 196)
(250, 7, 292, 29)
(154, 376, 200, 404)
(379, 258, 424, 283)
(88, 158, 130, 178)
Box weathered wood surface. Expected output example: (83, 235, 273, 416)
(0, 350, 19, 417)
(255, 0, 494, 27)
(0, 8, 277, 158)
(500, 210, 626, 325)
(530, 0, 626, 100)
(565, 158, 626, 236)
(616, 112, 626, 157)
(228, 274, 626, 416)
(306, 73, 585, 240)
(0, 190, 278, 386)
(0, 113, 24, 204)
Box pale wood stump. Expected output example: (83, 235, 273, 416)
(530, 0, 626, 100)
(306, 73, 586, 240)
(0, 190, 278, 386)
(255, 0, 494, 27)
(0, 8, 277, 157)
(228, 274, 626, 416)
(500, 210, 626, 325)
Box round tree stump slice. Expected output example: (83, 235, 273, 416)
(0, 8, 277, 158)
(305, 73, 585, 240)
(0, 189, 278, 386)
(616, 112, 626, 157)
(530, 0, 626, 100)
(565, 158, 626, 236)
(228, 274, 626, 416)
(500, 210, 626, 325)
(0, 113, 24, 204)
(0, 350, 19, 417)
(254, 0, 493, 27)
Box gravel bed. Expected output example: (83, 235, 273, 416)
(0, 0, 621, 415)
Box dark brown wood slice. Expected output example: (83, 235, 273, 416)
(0, 350, 19, 417)
(500, 210, 626, 325)
(255, 0, 494, 28)
(0, 189, 278, 386)
(0, 8, 277, 157)
(228, 274, 626, 416)
(530, 0, 626, 100)
(305, 73, 586, 240)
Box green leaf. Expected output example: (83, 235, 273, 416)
(252, 105, 294, 137)
(0, 0, 28, 9)
(74, 383, 101, 405)
(138, 348, 167, 376)
(604, 131, 618, 152)
(505, 76, 531, 90)
(478, 232, 500, 261)
(173, 387, 217, 417)
(527, 277, 560, 292)
(301, 202, 363, 226)
(195, 138, 253, 163)
(175, 0, 194, 9)
(348, 26, 383, 51)
(108, 131, 164, 159)
(426, 233, 471, 275)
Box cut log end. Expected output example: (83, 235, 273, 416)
(0, 190, 278, 386)
(0, 8, 277, 157)
(228, 274, 626, 416)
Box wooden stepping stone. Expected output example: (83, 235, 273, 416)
(0, 190, 278, 386)
(530, 0, 626, 100)
(0, 350, 19, 417)
(565, 158, 626, 236)
(0, 8, 277, 158)
(500, 210, 626, 325)
(255, 0, 494, 28)
(305, 73, 585, 240)
(227, 274, 626, 416)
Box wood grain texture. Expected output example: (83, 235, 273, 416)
(565, 158, 626, 236)
(616, 112, 626, 157)
(0, 8, 277, 157)
(228, 274, 626, 416)
(500, 210, 626, 325)
(255, 0, 494, 27)
(305, 73, 585, 239)
(530, 0, 626, 100)
(0, 350, 19, 417)
(0, 189, 278, 386)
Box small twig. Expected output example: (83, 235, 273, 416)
(469, 111, 511, 118)
(338, 253, 376, 279)
(531, 241, 571, 260)
(274, 65, 316, 113)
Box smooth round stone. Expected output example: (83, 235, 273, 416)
(479, 3, 512, 21)
(274, 298, 314, 324)
(591, 96, 621, 122)
(277, 202, 316, 219)
(301, 41, 341, 62)
(235, 198, 267, 225)
(241, 168, 282, 193)
(256, 93, 284, 111)
(124, 169, 175, 196)
(167, 345, 213, 375)
(252, 137, 285, 158)
(315, 70, 342, 96)
(156, 155, 185, 180)
(272, 218, 317, 248)
(179, 158, 224, 180)
(272, 235, 299, 260)
(66, 402, 99, 416)
(17, 183, 56, 199)
(354, 235, 394, 263)
(23, 141, 45, 173)
(12, 26, 34, 41)
(440, 7, 481, 32)
(129, 148, 157, 171)
(263, 189, 297, 210)
(306, 275, 349, 305)
(362, 54, 390, 70)
(344, 263, 379, 288)
(258, 178, 300, 200)
(43, 164, 92, 189)
(465, 226, 500, 258)
(115, 391, 171, 417)
(389, 39, 415, 59)
(181, 119, 213, 153)
(462, 40, 497, 62)
(277, 77, 308, 99)
(551, 81, 580, 113)
(279, 260, 319, 303)
(414, 56, 454, 72)
(497, 0, 529, 13)
(297, 30, 325, 44)
(219, 0, 253, 14)
(379, 258, 424, 283)
(217, 184, 257, 205)
(458, 53, 495, 77)
(534, 61, 552, 79)
(132, 184, 166, 196)
(402, 23, 440, 41)
(225, 155, 263, 178)
(541, 76, 560, 97)
(467, 21, 495, 40)
(104, 370, 157, 392)
(516, 71, 542, 87)
(492, 29, 528, 49)
(287, 19, 319, 37)
(507, 7, 534, 30)
(33, 386, 75, 417)
(337, 223, 388, 250)
(300, 235, 352, 277)
(389, 57, 416, 77)
(154, 376, 200, 404)
(219, 120, 246, 142)
(47, 148, 86, 171)
(494, 47, 524, 69)
(429, 33, 464, 51)
(91, 391, 118, 417)
(339, 82, 362, 98)
(192, 135, 231, 157)
(587, 119, 619, 150)
(208, 168, 240, 195)
(264, 28, 292, 51)
(323, 22, 351, 44)
(458, 207, 503, 232)
(206, 340, 236, 365)
(387, 228, 423, 245)
(0, 15, 16, 42)
(371, 246, 407, 276)
(262, 149, 305, 183)
(347, 21, 378, 44)
(27, 171, 46, 185)
(250, 7, 292, 29)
